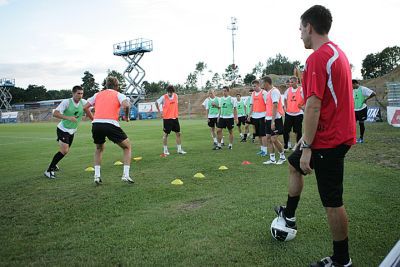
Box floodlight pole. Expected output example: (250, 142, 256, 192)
(227, 17, 238, 66)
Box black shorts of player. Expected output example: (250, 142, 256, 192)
(163, 118, 181, 134)
(245, 116, 254, 125)
(57, 127, 74, 146)
(92, 122, 128, 144)
(355, 107, 368, 121)
(266, 117, 284, 136)
(253, 117, 266, 137)
(288, 144, 351, 207)
(217, 118, 235, 130)
(207, 117, 218, 128)
(236, 116, 246, 127)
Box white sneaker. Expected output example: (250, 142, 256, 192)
(277, 158, 286, 165)
(178, 150, 187, 154)
(94, 176, 102, 185)
(263, 160, 277, 165)
(164, 151, 170, 155)
(44, 170, 56, 179)
(121, 175, 134, 184)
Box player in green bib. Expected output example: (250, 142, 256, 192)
(202, 89, 221, 145)
(44, 86, 86, 179)
(352, 79, 376, 143)
(235, 93, 247, 142)
(213, 86, 238, 150)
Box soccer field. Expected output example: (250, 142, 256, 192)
(0, 120, 399, 266)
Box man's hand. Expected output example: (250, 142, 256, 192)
(69, 116, 78, 123)
(300, 148, 312, 174)
(271, 121, 276, 131)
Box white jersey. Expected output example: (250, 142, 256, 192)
(55, 98, 87, 135)
(266, 87, 282, 120)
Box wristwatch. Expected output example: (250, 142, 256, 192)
(301, 140, 312, 149)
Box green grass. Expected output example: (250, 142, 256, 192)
(0, 120, 399, 266)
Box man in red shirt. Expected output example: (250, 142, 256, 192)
(274, 5, 356, 267)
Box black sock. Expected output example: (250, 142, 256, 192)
(359, 123, 365, 139)
(332, 238, 350, 265)
(243, 134, 247, 139)
(285, 195, 300, 218)
(252, 133, 256, 139)
(48, 152, 65, 171)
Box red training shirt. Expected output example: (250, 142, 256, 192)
(302, 41, 356, 149)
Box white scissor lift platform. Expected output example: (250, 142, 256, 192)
(113, 38, 153, 106)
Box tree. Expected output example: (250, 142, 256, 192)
(361, 46, 400, 79)
(9, 87, 25, 104)
(185, 72, 198, 92)
(211, 73, 221, 89)
(81, 71, 99, 97)
(102, 69, 127, 91)
(205, 80, 212, 90)
(25, 85, 47, 101)
(142, 80, 168, 95)
(195, 62, 207, 89)
(243, 73, 256, 85)
(252, 62, 264, 78)
(262, 54, 299, 76)
(223, 64, 239, 87)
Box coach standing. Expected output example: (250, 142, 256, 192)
(84, 76, 133, 185)
(274, 5, 356, 267)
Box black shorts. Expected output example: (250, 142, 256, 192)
(163, 119, 181, 134)
(236, 116, 246, 126)
(355, 107, 368, 122)
(207, 117, 218, 128)
(92, 123, 128, 144)
(217, 118, 234, 130)
(266, 118, 284, 136)
(288, 144, 351, 207)
(57, 128, 74, 146)
(253, 117, 266, 137)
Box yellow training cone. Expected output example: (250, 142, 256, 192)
(114, 161, 123, 166)
(85, 167, 94, 172)
(171, 179, 183, 185)
(133, 157, 142, 161)
(193, 173, 205, 178)
(219, 166, 228, 170)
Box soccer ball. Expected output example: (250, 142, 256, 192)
(270, 216, 297, 241)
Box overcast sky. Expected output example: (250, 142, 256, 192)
(0, 0, 399, 90)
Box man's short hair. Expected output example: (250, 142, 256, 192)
(105, 76, 119, 90)
(236, 93, 241, 97)
(251, 80, 260, 85)
(261, 76, 272, 85)
(249, 88, 255, 93)
(166, 85, 175, 93)
(72, 85, 83, 93)
(352, 79, 359, 84)
(301, 5, 332, 35)
(222, 86, 229, 91)
(290, 76, 298, 82)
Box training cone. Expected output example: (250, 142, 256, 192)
(241, 161, 252, 165)
(171, 179, 183, 185)
(219, 166, 228, 170)
(85, 166, 94, 172)
(133, 157, 142, 161)
(160, 153, 167, 158)
(114, 161, 123, 166)
(193, 173, 205, 178)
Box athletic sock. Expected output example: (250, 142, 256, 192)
(269, 153, 276, 162)
(177, 144, 182, 151)
(123, 165, 130, 177)
(332, 238, 350, 265)
(261, 146, 267, 153)
(48, 152, 64, 171)
(243, 134, 247, 139)
(213, 137, 217, 143)
(94, 165, 101, 177)
(252, 133, 256, 139)
(163, 145, 168, 153)
(279, 151, 286, 159)
(360, 123, 365, 139)
(285, 195, 300, 218)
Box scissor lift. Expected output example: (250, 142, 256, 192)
(113, 38, 153, 106)
(0, 78, 14, 111)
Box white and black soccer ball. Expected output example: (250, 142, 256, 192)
(270, 216, 297, 241)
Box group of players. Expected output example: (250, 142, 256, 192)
(202, 76, 304, 166)
(43, 4, 380, 266)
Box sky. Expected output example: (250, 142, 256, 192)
(0, 0, 399, 90)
